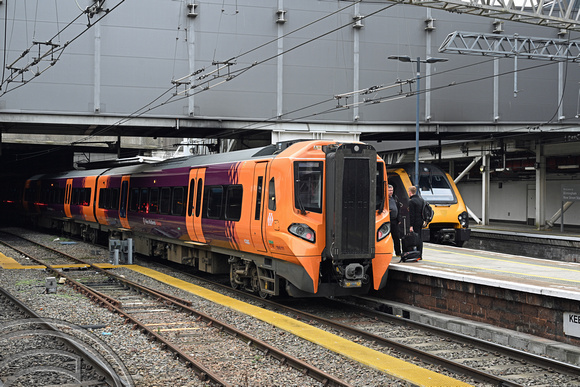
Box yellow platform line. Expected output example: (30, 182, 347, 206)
(0, 253, 128, 270)
(128, 265, 471, 387)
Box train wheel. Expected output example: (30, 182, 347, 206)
(229, 265, 241, 290)
(250, 267, 260, 293)
(250, 267, 269, 299)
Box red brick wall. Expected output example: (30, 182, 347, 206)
(374, 270, 580, 347)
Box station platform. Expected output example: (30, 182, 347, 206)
(464, 221, 580, 262)
(372, 240, 580, 365)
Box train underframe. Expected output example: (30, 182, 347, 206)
(35, 217, 371, 298)
(423, 226, 471, 247)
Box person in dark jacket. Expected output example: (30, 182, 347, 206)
(408, 185, 424, 256)
(388, 184, 401, 257)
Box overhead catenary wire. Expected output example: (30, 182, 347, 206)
(0, 0, 127, 97)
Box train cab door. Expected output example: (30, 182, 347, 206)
(250, 162, 268, 252)
(64, 179, 73, 218)
(119, 176, 131, 229)
(186, 168, 206, 243)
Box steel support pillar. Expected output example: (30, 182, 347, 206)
(481, 153, 490, 225)
(535, 144, 546, 230)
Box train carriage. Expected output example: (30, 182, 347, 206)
(18, 140, 393, 298)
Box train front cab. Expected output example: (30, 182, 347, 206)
(387, 164, 470, 246)
(264, 142, 392, 298)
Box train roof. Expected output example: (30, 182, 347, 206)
(386, 163, 447, 175)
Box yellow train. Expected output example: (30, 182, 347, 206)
(386, 163, 470, 247)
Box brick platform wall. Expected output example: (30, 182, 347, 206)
(374, 270, 580, 347)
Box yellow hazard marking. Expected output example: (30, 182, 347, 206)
(128, 265, 471, 387)
(0, 253, 130, 270)
(425, 247, 580, 284)
(0, 253, 42, 269)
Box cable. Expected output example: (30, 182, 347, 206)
(0, 0, 127, 97)
(1, 0, 8, 89)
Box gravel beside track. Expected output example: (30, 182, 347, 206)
(0, 228, 406, 386)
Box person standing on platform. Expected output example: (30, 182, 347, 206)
(408, 185, 424, 256)
(388, 184, 401, 257)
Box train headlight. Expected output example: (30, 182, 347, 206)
(288, 223, 316, 243)
(377, 222, 391, 241)
(458, 211, 469, 228)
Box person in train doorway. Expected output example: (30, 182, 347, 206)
(408, 185, 424, 258)
(388, 184, 402, 257)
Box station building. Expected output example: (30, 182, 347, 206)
(1, 0, 579, 228)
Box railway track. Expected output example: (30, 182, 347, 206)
(151, 261, 580, 387)
(0, 286, 132, 386)
(4, 228, 579, 386)
(0, 231, 352, 387)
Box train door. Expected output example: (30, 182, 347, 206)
(119, 176, 130, 229)
(82, 176, 97, 222)
(251, 162, 268, 252)
(64, 179, 73, 218)
(186, 168, 206, 243)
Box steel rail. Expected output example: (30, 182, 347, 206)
(0, 232, 194, 306)
(166, 267, 580, 386)
(0, 237, 229, 387)
(0, 233, 351, 387)
(0, 285, 131, 387)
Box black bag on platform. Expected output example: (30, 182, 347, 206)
(401, 250, 421, 262)
(402, 231, 420, 252)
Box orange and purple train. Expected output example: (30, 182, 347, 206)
(14, 140, 393, 297)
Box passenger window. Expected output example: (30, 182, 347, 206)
(171, 187, 186, 216)
(99, 188, 107, 209)
(268, 178, 276, 211)
(111, 188, 119, 210)
(120, 181, 128, 217)
(149, 188, 159, 214)
(225, 185, 243, 221)
(205, 186, 223, 219)
(159, 187, 171, 214)
(187, 179, 195, 216)
(72, 188, 79, 205)
(139, 188, 149, 213)
(129, 188, 140, 212)
(195, 179, 203, 217)
(83, 188, 91, 206)
(254, 176, 263, 220)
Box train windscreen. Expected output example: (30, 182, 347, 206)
(418, 173, 456, 204)
(294, 161, 323, 213)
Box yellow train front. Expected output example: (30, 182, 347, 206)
(387, 163, 470, 247)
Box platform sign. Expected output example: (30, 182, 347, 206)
(562, 184, 580, 201)
(564, 312, 580, 338)
(560, 185, 580, 232)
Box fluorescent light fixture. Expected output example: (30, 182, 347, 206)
(558, 165, 580, 169)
